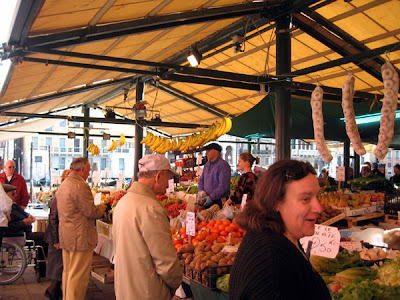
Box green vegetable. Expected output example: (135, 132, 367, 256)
(334, 267, 377, 287)
(310, 250, 362, 275)
(377, 258, 400, 286)
(332, 279, 400, 300)
(216, 274, 230, 292)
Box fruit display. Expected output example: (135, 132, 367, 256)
(318, 191, 385, 209)
(316, 206, 344, 224)
(140, 117, 232, 153)
(310, 85, 333, 163)
(374, 59, 399, 160)
(341, 74, 366, 156)
(87, 142, 100, 156)
(348, 176, 395, 193)
(158, 195, 187, 219)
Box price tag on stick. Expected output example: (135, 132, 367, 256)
(186, 212, 196, 237)
(167, 179, 174, 193)
(94, 192, 102, 205)
(241, 194, 248, 210)
(300, 224, 340, 259)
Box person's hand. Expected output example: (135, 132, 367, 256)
(203, 196, 212, 207)
(28, 215, 36, 222)
(98, 204, 107, 215)
(53, 243, 60, 250)
(224, 199, 233, 207)
(196, 191, 208, 206)
(23, 217, 34, 226)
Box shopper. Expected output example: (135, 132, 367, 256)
(113, 154, 182, 300)
(390, 164, 400, 184)
(0, 160, 30, 208)
(44, 169, 71, 300)
(225, 152, 259, 206)
(229, 159, 331, 300)
(0, 183, 13, 245)
(197, 143, 231, 208)
(57, 158, 106, 300)
(4, 183, 48, 277)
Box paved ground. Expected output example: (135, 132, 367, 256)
(0, 254, 115, 300)
(0, 254, 192, 300)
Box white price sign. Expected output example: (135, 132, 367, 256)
(300, 224, 340, 259)
(340, 241, 362, 252)
(336, 166, 345, 182)
(185, 212, 196, 236)
(197, 154, 203, 165)
(94, 192, 102, 205)
(167, 179, 174, 193)
(241, 194, 248, 210)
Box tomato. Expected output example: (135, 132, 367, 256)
(222, 219, 231, 226)
(173, 239, 183, 246)
(179, 227, 186, 235)
(217, 236, 226, 243)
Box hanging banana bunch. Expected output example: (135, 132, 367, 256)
(107, 140, 118, 152)
(87, 142, 100, 156)
(140, 117, 232, 153)
(119, 134, 126, 147)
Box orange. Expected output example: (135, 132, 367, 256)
(218, 224, 226, 231)
(229, 223, 239, 231)
(209, 220, 216, 226)
(179, 227, 186, 235)
(220, 230, 228, 237)
(217, 236, 226, 243)
(192, 239, 199, 247)
(222, 219, 231, 226)
(215, 220, 223, 225)
(225, 226, 233, 233)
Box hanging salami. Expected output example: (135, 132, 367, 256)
(374, 59, 399, 160)
(310, 85, 333, 163)
(341, 74, 366, 156)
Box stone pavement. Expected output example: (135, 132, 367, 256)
(0, 255, 115, 300)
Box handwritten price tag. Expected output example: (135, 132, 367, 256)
(300, 224, 340, 259)
(241, 194, 248, 210)
(186, 212, 196, 236)
(167, 179, 174, 193)
(340, 241, 362, 252)
(94, 192, 102, 205)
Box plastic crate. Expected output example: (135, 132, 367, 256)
(384, 192, 400, 215)
(179, 259, 231, 290)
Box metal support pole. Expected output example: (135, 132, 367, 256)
(343, 141, 350, 181)
(134, 80, 144, 180)
(83, 105, 90, 158)
(275, 15, 291, 161)
(30, 142, 33, 203)
(354, 152, 360, 179)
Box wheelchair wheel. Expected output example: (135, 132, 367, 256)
(0, 241, 27, 284)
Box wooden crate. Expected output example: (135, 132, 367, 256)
(91, 266, 114, 283)
(345, 212, 385, 228)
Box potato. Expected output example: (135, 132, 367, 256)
(182, 253, 190, 259)
(179, 244, 194, 253)
(195, 260, 202, 270)
(211, 255, 219, 263)
(211, 243, 224, 254)
(227, 252, 237, 258)
(200, 262, 207, 271)
(204, 244, 211, 252)
(185, 254, 193, 265)
(206, 260, 217, 267)
(218, 258, 228, 266)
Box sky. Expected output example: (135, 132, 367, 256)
(0, 0, 19, 91)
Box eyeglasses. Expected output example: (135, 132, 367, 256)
(284, 162, 316, 182)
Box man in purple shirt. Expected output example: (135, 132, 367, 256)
(198, 143, 231, 208)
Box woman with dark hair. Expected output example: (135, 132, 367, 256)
(229, 159, 331, 300)
(224, 152, 259, 206)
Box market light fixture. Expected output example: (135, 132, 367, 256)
(340, 110, 400, 125)
(187, 45, 202, 67)
(67, 131, 76, 139)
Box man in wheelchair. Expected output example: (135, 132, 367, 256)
(3, 183, 48, 278)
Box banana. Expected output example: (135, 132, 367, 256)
(158, 139, 172, 153)
(223, 117, 232, 134)
(119, 134, 126, 147)
(152, 136, 164, 149)
(140, 134, 149, 145)
(107, 140, 118, 152)
(175, 138, 183, 151)
(86, 142, 94, 152)
(153, 138, 167, 153)
(146, 133, 156, 147)
(91, 145, 100, 156)
(215, 119, 226, 138)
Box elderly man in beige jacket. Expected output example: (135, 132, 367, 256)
(113, 154, 182, 300)
(57, 157, 106, 300)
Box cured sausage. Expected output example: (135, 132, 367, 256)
(310, 85, 333, 163)
(341, 74, 366, 156)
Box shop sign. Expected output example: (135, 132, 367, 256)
(300, 224, 340, 259)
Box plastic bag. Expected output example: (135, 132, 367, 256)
(215, 205, 235, 220)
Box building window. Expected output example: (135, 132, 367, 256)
(45, 126, 54, 132)
(388, 151, 392, 159)
(59, 138, 66, 152)
(119, 158, 124, 170)
(388, 162, 392, 168)
(101, 158, 107, 170)
(45, 137, 52, 148)
(59, 157, 65, 170)
(59, 120, 66, 127)
(35, 156, 42, 163)
(396, 151, 399, 160)
(73, 122, 80, 128)
(32, 137, 38, 150)
(74, 138, 80, 152)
